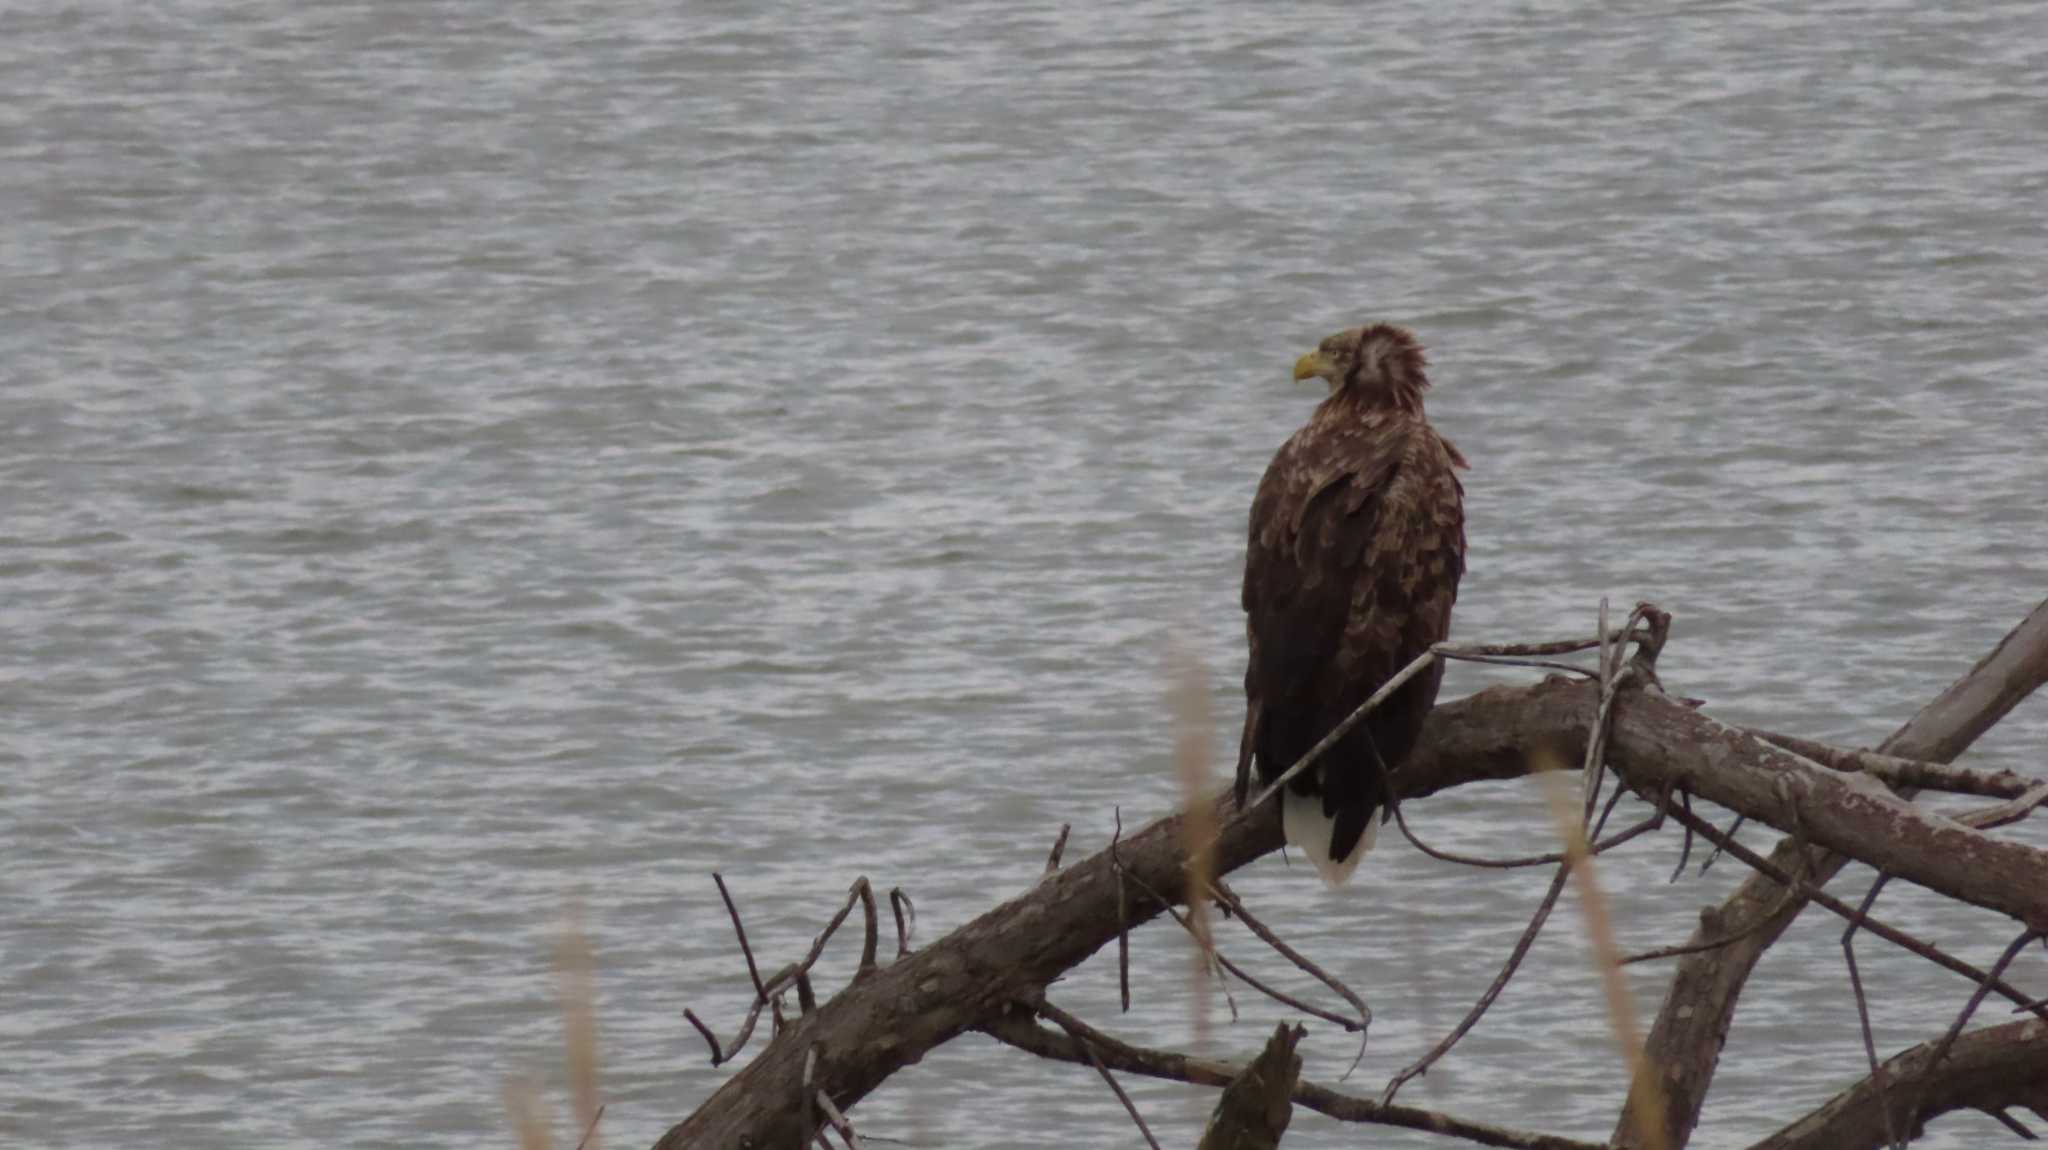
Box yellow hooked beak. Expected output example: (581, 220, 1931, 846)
(1293, 350, 1334, 382)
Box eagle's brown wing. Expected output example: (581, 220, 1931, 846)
(1234, 429, 1396, 801)
(1236, 425, 1464, 860)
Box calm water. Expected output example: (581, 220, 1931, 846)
(5, 2, 2047, 1147)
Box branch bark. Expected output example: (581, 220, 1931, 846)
(1600, 684, 2048, 928)
(1198, 1021, 1304, 1150)
(1616, 598, 2048, 1149)
(1747, 1017, 2048, 1150)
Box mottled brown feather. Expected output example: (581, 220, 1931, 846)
(1235, 327, 1466, 866)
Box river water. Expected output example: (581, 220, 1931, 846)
(5, 2, 2046, 1147)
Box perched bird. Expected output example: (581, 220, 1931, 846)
(1234, 323, 1467, 886)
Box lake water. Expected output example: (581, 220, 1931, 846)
(5, 2, 2046, 1147)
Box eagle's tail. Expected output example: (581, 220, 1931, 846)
(1282, 789, 1377, 887)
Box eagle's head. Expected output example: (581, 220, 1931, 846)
(1292, 323, 1429, 410)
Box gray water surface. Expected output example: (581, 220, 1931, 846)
(5, 2, 2047, 1147)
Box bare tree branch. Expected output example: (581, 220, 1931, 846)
(1045, 823, 1072, 873)
(1124, 860, 1360, 1034)
(1035, 999, 1163, 1149)
(1748, 1017, 2048, 1150)
(1747, 729, 2045, 800)
(1616, 597, 2048, 1149)
(657, 794, 1283, 1148)
(1209, 878, 1373, 1060)
(660, 604, 2048, 1148)
(980, 1006, 1609, 1150)
(1384, 861, 1572, 1105)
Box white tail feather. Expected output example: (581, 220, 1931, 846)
(1282, 788, 1376, 888)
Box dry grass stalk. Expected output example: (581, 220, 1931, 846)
(556, 908, 603, 1150)
(1532, 748, 1667, 1150)
(503, 1074, 554, 1150)
(1170, 640, 1218, 1045)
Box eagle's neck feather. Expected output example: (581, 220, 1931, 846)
(1316, 392, 1425, 428)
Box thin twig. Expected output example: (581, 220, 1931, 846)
(888, 888, 914, 957)
(1926, 930, 2040, 1069)
(1384, 861, 1574, 1105)
(683, 1008, 724, 1065)
(1580, 600, 1647, 831)
(688, 875, 883, 1052)
(1112, 858, 1240, 1023)
(1436, 651, 1599, 677)
(1241, 648, 1440, 815)
(1036, 1000, 1163, 1150)
(696, 867, 880, 1047)
(1697, 813, 1745, 874)
(791, 878, 879, 985)
(1387, 793, 1661, 870)
(1443, 630, 1649, 658)
(1668, 790, 1695, 883)
(572, 1104, 607, 1150)
(1620, 884, 1801, 965)
(684, 958, 799, 1065)
(713, 873, 766, 1001)
(1045, 823, 1072, 874)
(1210, 877, 1374, 1079)
(1590, 756, 1630, 839)
(1840, 874, 1901, 1150)
(1586, 596, 1614, 824)
(855, 881, 879, 975)
(1118, 860, 1344, 1031)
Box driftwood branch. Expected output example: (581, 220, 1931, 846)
(658, 645, 1631, 1147)
(1616, 597, 2048, 1149)
(979, 1006, 1607, 1150)
(1748, 1017, 2048, 1150)
(1748, 729, 2045, 800)
(661, 605, 2048, 1148)
(657, 797, 1283, 1146)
